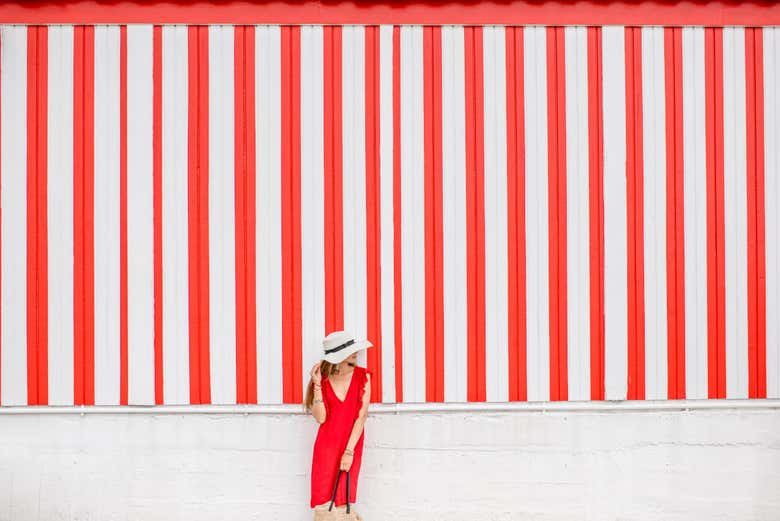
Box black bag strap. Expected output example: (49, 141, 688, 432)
(328, 469, 351, 514)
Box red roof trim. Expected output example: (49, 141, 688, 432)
(1, 1, 779, 26)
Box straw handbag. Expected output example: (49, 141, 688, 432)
(313, 469, 364, 521)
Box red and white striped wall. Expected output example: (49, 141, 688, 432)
(1, 24, 778, 407)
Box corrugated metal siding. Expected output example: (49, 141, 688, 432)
(0, 24, 777, 407)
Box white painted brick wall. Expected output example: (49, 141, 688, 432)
(0, 401, 778, 521)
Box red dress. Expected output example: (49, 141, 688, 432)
(310, 365, 371, 509)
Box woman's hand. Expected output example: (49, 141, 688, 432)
(310, 361, 322, 385)
(339, 452, 353, 471)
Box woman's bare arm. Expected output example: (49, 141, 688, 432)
(309, 362, 327, 424)
(311, 379, 327, 424)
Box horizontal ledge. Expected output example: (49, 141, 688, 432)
(1, 399, 779, 415)
(1, 1, 780, 26)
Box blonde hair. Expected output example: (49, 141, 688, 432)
(303, 360, 339, 412)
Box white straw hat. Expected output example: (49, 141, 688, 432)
(321, 330, 372, 364)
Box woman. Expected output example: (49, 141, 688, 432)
(304, 330, 373, 512)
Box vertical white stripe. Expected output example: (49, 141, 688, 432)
(126, 25, 155, 405)
(400, 26, 426, 403)
(524, 26, 550, 403)
(93, 25, 121, 405)
(483, 26, 509, 403)
(765, 28, 780, 399)
(723, 27, 749, 400)
(441, 25, 467, 404)
(162, 25, 190, 405)
(255, 25, 283, 405)
(641, 26, 669, 401)
(47, 26, 75, 406)
(0, 26, 28, 406)
(379, 25, 396, 404)
(683, 27, 708, 400)
(208, 25, 237, 405)
(300, 26, 326, 398)
(564, 26, 591, 402)
(342, 26, 369, 369)
(602, 26, 628, 401)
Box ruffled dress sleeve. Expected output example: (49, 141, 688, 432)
(357, 368, 372, 406)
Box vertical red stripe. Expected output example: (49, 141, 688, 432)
(187, 27, 199, 404)
(84, 26, 96, 406)
(119, 25, 128, 405)
(505, 26, 527, 403)
(153, 26, 164, 404)
(73, 27, 86, 405)
(625, 27, 646, 401)
(26, 26, 49, 405)
(245, 26, 258, 405)
(745, 27, 767, 399)
(24, 27, 34, 404)
(392, 26, 403, 403)
(234, 27, 247, 404)
(464, 27, 486, 403)
(234, 26, 258, 404)
(324, 26, 344, 334)
(546, 27, 568, 402)
(281, 26, 302, 404)
(364, 25, 382, 402)
(0, 31, 3, 405)
(664, 27, 687, 400)
(587, 27, 606, 401)
(188, 26, 211, 404)
(74, 25, 95, 405)
(37, 26, 49, 406)
(423, 26, 444, 402)
(197, 28, 211, 404)
(704, 28, 726, 399)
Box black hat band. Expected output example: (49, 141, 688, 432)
(325, 338, 355, 355)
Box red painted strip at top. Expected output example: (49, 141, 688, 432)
(2, 0, 780, 25)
